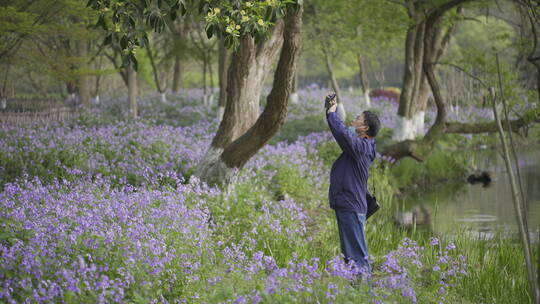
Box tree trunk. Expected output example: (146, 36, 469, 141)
(0, 64, 9, 109)
(77, 72, 90, 111)
(323, 49, 345, 121)
(76, 39, 90, 111)
(146, 41, 167, 101)
(209, 52, 215, 94)
(289, 69, 299, 104)
(357, 52, 371, 107)
(203, 58, 208, 107)
(127, 63, 137, 119)
(217, 38, 229, 122)
(394, 20, 420, 141)
(171, 20, 187, 94)
(490, 84, 540, 304)
(394, 3, 461, 141)
(172, 53, 183, 93)
(195, 5, 303, 187)
(382, 1, 513, 161)
(93, 56, 103, 104)
(211, 21, 285, 150)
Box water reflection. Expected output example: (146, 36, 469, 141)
(401, 145, 540, 240)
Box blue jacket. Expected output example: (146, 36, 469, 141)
(326, 111, 376, 214)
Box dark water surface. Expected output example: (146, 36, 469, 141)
(402, 144, 540, 240)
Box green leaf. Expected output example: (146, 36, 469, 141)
(103, 34, 112, 46)
(265, 7, 273, 20)
(224, 35, 234, 49)
(170, 6, 178, 20)
(96, 15, 107, 30)
(120, 36, 128, 50)
(206, 24, 214, 39)
(180, 3, 187, 15)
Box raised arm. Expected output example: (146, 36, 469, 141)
(326, 110, 358, 157)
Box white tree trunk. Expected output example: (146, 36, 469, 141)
(412, 110, 425, 136)
(392, 115, 415, 141)
(217, 106, 225, 124)
(337, 102, 346, 122)
(1, 98, 6, 110)
(289, 92, 299, 104)
(363, 89, 371, 108)
(127, 64, 138, 119)
(193, 146, 236, 187)
(161, 92, 167, 103)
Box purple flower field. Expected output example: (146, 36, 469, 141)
(0, 89, 478, 303)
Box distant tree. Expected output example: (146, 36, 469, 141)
(187, 14, 218, 108)
(346, 0, 406, 107)
(304, 0, 353, 120)
(145, 33, 170, 103)
(1, 0, 100, 109)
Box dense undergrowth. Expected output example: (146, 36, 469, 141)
(0, 89, 536, 303)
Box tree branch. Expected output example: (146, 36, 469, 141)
(445, 119, 530, 134)
(436, 62, 489, 88)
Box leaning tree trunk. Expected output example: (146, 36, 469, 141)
(194, 4, 303, 187)
(127, 63, 138, 119)
(217, 38, 229, 123)
(357, 52, 371, 107)
(323, 48, 346, 121)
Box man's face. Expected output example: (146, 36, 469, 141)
(351, 114, 369, 136)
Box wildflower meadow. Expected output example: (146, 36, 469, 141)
(1, 88, 533, 303)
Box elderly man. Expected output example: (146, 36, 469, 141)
(325, 93, 381, 274)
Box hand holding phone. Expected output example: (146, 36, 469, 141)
(325, 93, 337, 110)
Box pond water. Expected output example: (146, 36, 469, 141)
(401, 144, 540, 241)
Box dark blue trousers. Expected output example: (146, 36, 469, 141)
(335, 210, 371, 274)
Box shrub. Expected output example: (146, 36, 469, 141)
(370, 88, 401, 102)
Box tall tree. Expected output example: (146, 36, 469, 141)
(196, 5, 303, 186)
(389, 0, 463, 140)
(382, 0, 539, 161)
(89, 0, 304, 187)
